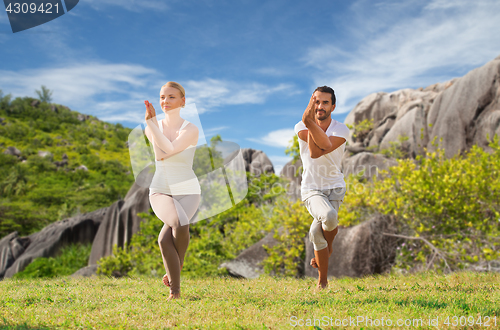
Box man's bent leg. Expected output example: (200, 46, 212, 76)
(323, 226, 338, 257)
(323, 199, 341, 256)
(309, 220, 329, 288)
(306, 192, 343, 286)
(314, 247, 329, 289)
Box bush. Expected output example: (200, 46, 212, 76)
(12, 243, 92, 279)
(97, 173, 286, 278)
(339, 136, 500, 272)
(262, 197, 311, 277)
(346, 118, 373, 143)
(378, 135, 410, 159)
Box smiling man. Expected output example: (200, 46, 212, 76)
(294, 86, 349, 289)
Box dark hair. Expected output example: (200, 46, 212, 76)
(314, 86, 336, 105)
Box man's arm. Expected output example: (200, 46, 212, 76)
(311, 135, 346, 158)
(304, 120, 332, 150)
(298, 130, 345, 159)
(302, 95, 332, 150)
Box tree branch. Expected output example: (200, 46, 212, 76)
(382, 232, 452, 273)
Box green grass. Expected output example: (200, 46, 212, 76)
(0, 271, 498, 329)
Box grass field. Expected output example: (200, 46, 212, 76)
(0, 271, 499, 329)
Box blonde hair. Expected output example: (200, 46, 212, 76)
(161, 81, 185, 98)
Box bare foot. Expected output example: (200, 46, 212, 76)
(163, 264, 183, 288)
(163, 274, 170, 287)
(167, 293, 181, 300)
(317, 281, 328, 290)
(310, 258, 318, 269)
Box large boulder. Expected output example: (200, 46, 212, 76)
(0, 232, 30, 278)
(3, 146, 22, 158)
(2, 207, 106, 279)
(342, 152, 398, 182)
(280, 158, 302, 201)
(88, 179, 151, 265)
(304, 214, 398, 278)
(427, 55, 500, 157)
(71, 264, 98, 277)
(344, 55, 500, 160)
(239, 148, 274, 176)
(219, 230, 279, 278)
(345, 88, 442, 152)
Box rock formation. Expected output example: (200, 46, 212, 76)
(304, 214, 398, 278)
(239, 148, 275, 176)
(0, 146, 274, 278)
(3, 55, 500, 279)
(345, 55, 500, 160)
(219, 231, 279, 279)
(279, 158, 302, 201)
(1, 207, 106, 279)
(88, 173, 152, 265)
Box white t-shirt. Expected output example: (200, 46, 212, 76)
(294, 119, 350, 194)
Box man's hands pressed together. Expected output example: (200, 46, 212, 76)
(302, 94, 317, 126)
(299, 92, 346, 158)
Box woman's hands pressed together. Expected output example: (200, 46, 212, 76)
(145, 100, 156, 121)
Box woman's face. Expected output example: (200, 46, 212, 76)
(159, 86, 185, 112)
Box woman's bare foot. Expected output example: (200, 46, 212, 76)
(317, 281, 328, 290)
(163, 264, 182, 289)
(162, 274, 170, 287)
(167, 293, 181, 300)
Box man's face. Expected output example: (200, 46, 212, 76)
(313, 91, 335, 121)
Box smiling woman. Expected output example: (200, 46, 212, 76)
(142, 81, 201, 301)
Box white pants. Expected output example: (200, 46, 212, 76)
(303, 187, 346, 251)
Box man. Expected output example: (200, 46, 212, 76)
(294, 86, 349, 289)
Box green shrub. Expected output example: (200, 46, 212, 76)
(0, 92, 134, 238)
(378, 135, 410, 159)
(346, 118, 373, 142)
(339, 136, 500, 272)
(262, 197, 311, 277)
(12, 243, 92, 279)
(97, 173, 286, 278)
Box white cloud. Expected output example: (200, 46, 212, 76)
(305, 0, 500, 115)
(203, 126, 229, 137)
(247, 128, 295, 148)
(254, 67, 289, 76)
(0, 62, 159, 124)
(0, 62, 156, 103)
(92, 100, 147, 123)
(184, 78, 294, 113)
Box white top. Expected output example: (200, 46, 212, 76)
(149, 119, 201, 195)
(294, 119, 350, 194)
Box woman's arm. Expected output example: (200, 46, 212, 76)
(144, 101, 198, 156)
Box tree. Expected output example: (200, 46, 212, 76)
(35, 85, 53, 103)
(285, 135, 300, 164)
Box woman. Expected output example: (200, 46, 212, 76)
(144, 81, 201, 300)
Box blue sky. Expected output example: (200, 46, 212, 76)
(1, 0, 500, 174)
